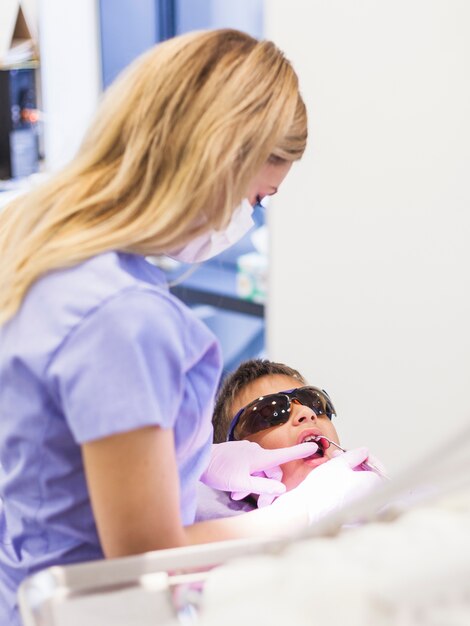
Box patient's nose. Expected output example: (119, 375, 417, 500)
(291, 400, 317, 425)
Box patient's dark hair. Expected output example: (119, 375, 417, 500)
(212, 359, 307, 443)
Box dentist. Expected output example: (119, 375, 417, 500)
(0, 29, 379, 625)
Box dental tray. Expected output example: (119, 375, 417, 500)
(18, 537, 280, 626)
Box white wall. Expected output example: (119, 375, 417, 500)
(265, 0, 470, 472)
(38, 0, 101, 171)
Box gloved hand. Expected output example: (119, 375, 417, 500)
(360, 452, 389, 478)
(200, 440, 319, 505)
(330, 448, 389, 479)
(269, 447, 384, 524)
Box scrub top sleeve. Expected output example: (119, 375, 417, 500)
(47, 289, 186, 444)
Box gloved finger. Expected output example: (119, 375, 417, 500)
(330, 448, 388, 478)
(230, 490, 251, 501)
(231, 477, 285, 501)
(251, 442, 319, 471)
(257, 492, 279, 508)
(250, 467, 283, 481)
(230, 467, 284, 501)
(358, 456, 389, 480)
(232, 475, 287, 499)
(230, 469, 283, 500)
(366, 453, 388, 476)
(334, 446, 370, 469)
(263, 465, 283, 482)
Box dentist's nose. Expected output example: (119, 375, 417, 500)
(291, 400, 317, 425)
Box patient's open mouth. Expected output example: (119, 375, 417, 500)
(301, 434, 329, 460)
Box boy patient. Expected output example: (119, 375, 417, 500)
(217, 358, 339, 487)
(198, 358, 380, 520)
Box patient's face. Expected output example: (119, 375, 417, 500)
(231, 375, 340, 492)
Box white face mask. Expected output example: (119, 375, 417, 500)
(168, 199, 255, 264)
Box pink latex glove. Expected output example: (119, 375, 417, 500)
(331, 448, 389, 479)
(269, 447, 384, 523)
(200, 440, 319, 505)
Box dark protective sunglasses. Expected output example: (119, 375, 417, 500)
(227, 386, 336, 442)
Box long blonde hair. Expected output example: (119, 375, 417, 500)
(0, 29, 307, 323)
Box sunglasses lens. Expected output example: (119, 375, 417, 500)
(230, 386, 336, 441)
(293, 387, 335, 419)
(235, 394, 290, 439)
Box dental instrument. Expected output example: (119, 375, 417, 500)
(314, 436, 389, 480)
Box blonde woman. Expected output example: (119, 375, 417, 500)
(0, 29, 377, 624)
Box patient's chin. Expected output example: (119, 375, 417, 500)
(282, 462, 314, 492)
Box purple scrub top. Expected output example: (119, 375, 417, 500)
(0, 252, 222, 625)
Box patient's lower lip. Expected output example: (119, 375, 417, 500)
(304, 445, 323, 461)
(303, 456, 328, 468)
